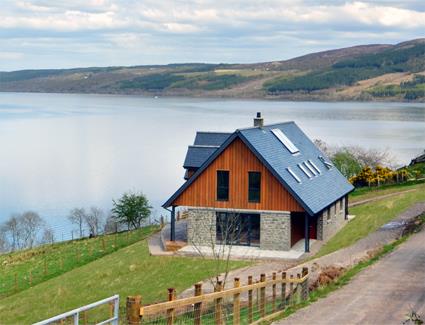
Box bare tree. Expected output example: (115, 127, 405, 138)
(84, 207, 104, 236)
(104, 213, 120, 234)
(20, 211, 44, 249)
(68, 208, 86, 238)
(40, 227, 55, 245)
(347, 146, 393, 167)
(0, 228, 9, 253)
(2, 214, 23, 251)
(191, 211, 242, 290)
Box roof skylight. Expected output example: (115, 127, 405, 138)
(318, 156, 333, 170)
(304, 161, 317, 176)
(271, 129, 299, 154)
(308, 159, 321, 174)
(287, 167, 301, 183)
(298, 163, 313, 178)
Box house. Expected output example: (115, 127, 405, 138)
(410, 150, 425, 166)
(163, 113, 354, 252)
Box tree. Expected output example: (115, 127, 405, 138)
(84, 207, 104, 236)
(40, 227, 55, 245)
(332, 150, 362, 178)
(68, 208, 86, 238)
(112, 192, 152, 229)
(20, 211, 44, 249)
(0, 228, 9, 253)
(191, 211, 242, 290)
(104, 213, 120, 234)
(2, 214, 23, 251)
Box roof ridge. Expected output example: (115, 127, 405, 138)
(196, 131, 232, 134)
(237, 121, 295, 131)
(188, 145, 220, 148)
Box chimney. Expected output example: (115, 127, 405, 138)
(253, 112, 264, 127)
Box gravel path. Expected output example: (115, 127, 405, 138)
(274, 223, 425, 324)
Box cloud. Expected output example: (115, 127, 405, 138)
(0, 0, 424, 70)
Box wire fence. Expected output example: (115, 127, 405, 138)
(0, 226, 157, 299)
(127, 267, 309, 325)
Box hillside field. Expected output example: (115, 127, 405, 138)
(1, 182, 425, 323)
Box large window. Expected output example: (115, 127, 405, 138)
(248, 172, 261, 203)
(216, 170, 229, 201)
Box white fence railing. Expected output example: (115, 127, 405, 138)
(32, 294, 119, 325)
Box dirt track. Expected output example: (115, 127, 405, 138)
(274, 226, 425, 325)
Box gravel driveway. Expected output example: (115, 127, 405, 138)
(274, 226, 425, 325)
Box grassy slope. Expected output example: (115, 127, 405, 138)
(0, 226, 156, 299)
(0, 237, 248, 324)
(2, 182, 425, 323)
(349, 179, 425, 203)
(316, 182, 425, 257)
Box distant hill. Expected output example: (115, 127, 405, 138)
(1, 38, 424, 101)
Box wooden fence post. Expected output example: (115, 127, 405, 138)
(260, 273, 266, 318)
(272, 272, 277, 313)
(248, 275, 253, 324)
(233, 278, 240, 325)
(29, 271, 32, 287)
(296, 273, 302, 303)
(126, 295, 142, 325)
(281, 272, 287, 308)
(301, 267, 309, 301)
(214, 281, 223, 325)
(14, 273, 18, 292)
(194, 283, 202, 325)
(109, 302, 114, 319)
(289, 275, 294, 305)
(83, 310, 88, 325)
(167, 288, 176, 325)
(256, 280, 260, 310)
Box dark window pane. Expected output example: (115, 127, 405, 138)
(248, 172, 261, 202)
(217, 170, 229, 201)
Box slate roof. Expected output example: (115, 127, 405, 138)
(183, 146, 219, 168)
(164, 122, 354, 216)
(194, 132, 231, 146)
(183, 132, 232, 169)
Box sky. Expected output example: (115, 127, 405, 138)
(1, 0, 424, 71)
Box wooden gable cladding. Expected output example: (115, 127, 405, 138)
(172, 137, 304, 212)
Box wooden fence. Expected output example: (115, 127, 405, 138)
(126, 267, 309, 325)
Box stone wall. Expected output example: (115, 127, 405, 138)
(187, 208, 216, 246)
(317, 196, 347, 241)
(260, 212, 291, 251)
(187, 208, 292, 251)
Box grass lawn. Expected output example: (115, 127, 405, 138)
(349, 179, 425, 203)
(0, 226, 157, 299)
(0, 237, 249, 324)
(316, 182, 425, 258)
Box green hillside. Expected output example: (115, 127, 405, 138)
(264, 42, 425, 94)
(0, 227, 156, 299)
(0, 232, 248, 324)
(0, 39, 424, 101)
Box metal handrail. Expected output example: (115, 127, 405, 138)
(32, 294, 119, 325)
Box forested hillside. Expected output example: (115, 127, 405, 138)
(1, 39, 424, 101)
